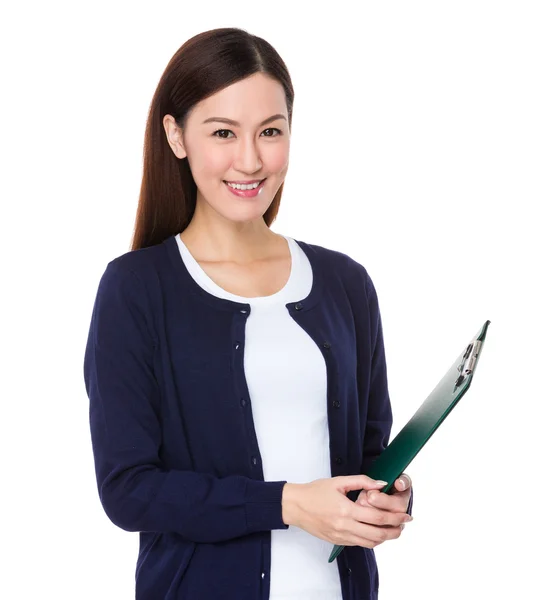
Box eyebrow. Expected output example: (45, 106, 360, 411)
(201, 114, 287, 127)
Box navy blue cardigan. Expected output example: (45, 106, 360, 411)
(83, 233, 413, 600)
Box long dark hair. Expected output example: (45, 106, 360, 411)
(130, 27, 295, 251)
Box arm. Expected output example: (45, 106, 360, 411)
(83, 261, 289, 543)
(360, 273, 413, 516)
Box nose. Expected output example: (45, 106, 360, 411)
(233, 135, 263, 174)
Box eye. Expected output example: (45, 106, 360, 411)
(211, 127, 283, 139)
(262, 127, 282, 137)
(212, 129, 234, 139)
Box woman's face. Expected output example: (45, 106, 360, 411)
(164, 72, 290, 224)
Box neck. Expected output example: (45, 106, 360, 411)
(180, 220, 282, 265)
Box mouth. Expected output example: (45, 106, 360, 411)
(223, 178, 266, 189)
(222, 178, 267, 197)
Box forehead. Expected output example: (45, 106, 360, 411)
(194, 73, 287, 121)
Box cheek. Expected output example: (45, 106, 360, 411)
(191, 143, 230, 175)
(203, 153, 230, 175)
(265, 144, 290, 173)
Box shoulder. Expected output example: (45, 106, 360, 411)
(92, 238, 168, 320)
(91, 240, 167, 344)
(294, 237, 377, 297)
(101, 237, 167, 287)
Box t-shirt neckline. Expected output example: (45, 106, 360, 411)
(176, 233, 299, 305)
(163, 233, 324, 312)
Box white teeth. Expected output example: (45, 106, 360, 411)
(226, 180, 261, 190)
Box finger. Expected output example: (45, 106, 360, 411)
(349, 518, 405, 546)
(338, 475, 388, 494)
(357, 474, 410, 506)
(337, 520, 403, 548)
(367, 488, 409, 513)
(356, 489, 368, 505)
(352, 503, 412, 528)
(394, 473, 412, 492)
(356, 491, 374, 509)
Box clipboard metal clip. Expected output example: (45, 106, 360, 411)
(454, 340, 482, 389)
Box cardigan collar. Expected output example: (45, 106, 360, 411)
(162, 233, 324, 313)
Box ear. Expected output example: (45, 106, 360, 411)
(163, 114, 187, 160)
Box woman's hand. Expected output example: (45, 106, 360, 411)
(282, 475, 412, 549)
(356, 473, 413, 515)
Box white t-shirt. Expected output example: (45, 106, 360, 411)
(175, 233, 343, 600)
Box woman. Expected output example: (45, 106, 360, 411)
(83, 27, 414, 600)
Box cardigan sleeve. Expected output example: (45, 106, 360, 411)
(360, 272, 413, 516)
(83, 261, 289, 543)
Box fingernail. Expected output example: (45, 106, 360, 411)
(375, 480, 388, 486)
(398, 480, 406, 489)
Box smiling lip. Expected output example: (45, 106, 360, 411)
(223, 178, 266, 198)
(223, 178, 265, 184)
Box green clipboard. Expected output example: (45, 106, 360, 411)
(328, 319, 491, 563)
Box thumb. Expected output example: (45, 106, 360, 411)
(336, 475, 388, 494)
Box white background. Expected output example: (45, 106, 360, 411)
(2, 1, 542, 598)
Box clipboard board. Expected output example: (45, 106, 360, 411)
(328, 319, 491, 563)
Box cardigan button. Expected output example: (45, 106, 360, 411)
(323, 341, 331, 349)
(335, 457, 343, 464)
(240, 398, 247, 407)
(347, 567, 352, 576)
(251, 456, 258, 466)
(294, 302, 303, 311)
(333, 400, 340, 408)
